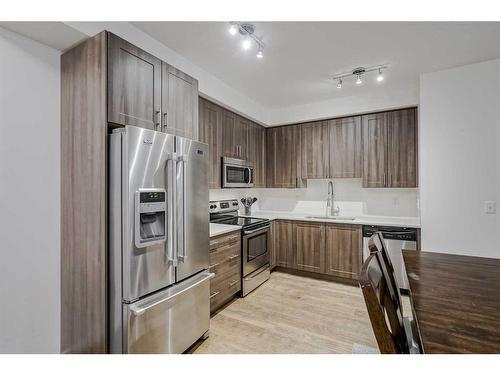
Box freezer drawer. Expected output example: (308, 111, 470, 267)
(122, 271, 213, 354)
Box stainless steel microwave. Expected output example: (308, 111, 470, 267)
(222, 157, 254, 188)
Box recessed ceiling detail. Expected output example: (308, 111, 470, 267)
(228, 21, 265, 59)
(333, 65, 388, 88)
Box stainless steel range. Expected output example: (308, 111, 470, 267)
(209, 199, 270, 296)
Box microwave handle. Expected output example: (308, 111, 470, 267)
(244, 167, 252, 184)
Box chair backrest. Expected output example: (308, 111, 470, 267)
(368, 232, 402, 312)
(359, 252, 409, 354)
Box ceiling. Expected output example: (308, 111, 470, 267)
(133, 22, 500, 108)
(0, 22, 88, 51)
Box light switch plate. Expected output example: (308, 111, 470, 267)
(484, 201, 496, 214)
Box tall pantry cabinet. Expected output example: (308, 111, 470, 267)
(61, 31, 199, 354)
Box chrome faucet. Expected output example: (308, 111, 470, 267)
(327, 180, 340, 216)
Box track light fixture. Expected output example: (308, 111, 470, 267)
(332, 65, 388, 88)
(377, 68, 384, 82)
(228, 22, 265, 59)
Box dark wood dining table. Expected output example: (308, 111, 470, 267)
(402, 250, 500, 354)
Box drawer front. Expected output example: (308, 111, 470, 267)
(210, 232, 240, 251)
(209, 231, 242, 313)
(209, 241, 240, 269)
(210, 268, 241, 313)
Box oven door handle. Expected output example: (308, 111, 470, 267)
(243, 225, 270, 235)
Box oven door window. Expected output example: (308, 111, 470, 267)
(247, 232, 267, 261)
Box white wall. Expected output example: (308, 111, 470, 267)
(0, 27, 60, 353)
(420, 59, 500, 258)
(268, 85, 419, 126)
(210, 179, 419, 218)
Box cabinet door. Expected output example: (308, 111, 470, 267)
(324, 224, 362, 279)
(387, 108, 418, 187)
(301, 122, 329, 179)
(274, 220, 294, 268)
(247, 123, 266, 187)
(329, 116, 362, 178)
(162, 64, 199, 140)
(234, 116, 249, 159)
(107, 32, 161, 129)
(266, 126, 298, 188)
(293, 221, 325, 273)
(198, 98, 222, 188)
(362, 113, 388, 187)
(221, 110, 239, 158)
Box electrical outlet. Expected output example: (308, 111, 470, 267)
(484, 201, 496, 214)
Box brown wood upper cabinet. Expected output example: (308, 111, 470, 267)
(107, 33, 199, 139)
(247, 122, 266, 187)
(198, 98, 222, 189)
(107, 32, 161, 130)
(266, 125, 304, 188)
(329, 116, 362, 178)
(161, 63, 199, 140)
(387, 109, 418, 187)
(324, 223, 362, 279)
(300, 117, 362, 180)
(300, 122, 329, 179)
(362, 108, 417, 188)
(221, 110, 248, 159)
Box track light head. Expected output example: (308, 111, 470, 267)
(356, 74, 363, 85)
(337, 78, 342, 89)
(229, 23, 238, 36)
(377, 68, 384, 82)
(256, 47, 263, 59)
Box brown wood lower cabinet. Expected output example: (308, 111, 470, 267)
(324, 223, 362, 279)
(209, 231, 241, 313)
(273, 220, 295, 267)
(272, 220, 362, 281)
(294, 221, 325, 273)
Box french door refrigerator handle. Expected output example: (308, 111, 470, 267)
(167, 153, 178, 266)
(177, 155, 188, 262)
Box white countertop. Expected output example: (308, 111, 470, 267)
(209, 223, 241, 238)
(240, 210, 421, 228)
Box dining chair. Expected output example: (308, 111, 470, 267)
(368, 232, 403, 312)
(359, 252, 420, 354)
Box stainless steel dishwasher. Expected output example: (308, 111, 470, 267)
(362, 225, 418, 291)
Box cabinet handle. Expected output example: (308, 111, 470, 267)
(228, 280, 238, 287)
(155, 110, 161, 131)
(389, 174, 392, 187)
(163, 112, 168, 132)
(209, 262, 221, 269)
(383, 173, 386, 186)
(228, 254, 239, 261)
(209, 291, 220, 299)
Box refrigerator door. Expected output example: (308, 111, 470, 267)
(174, 137, 210, 282)
(120, 126, 176, 302)
(123, 271, 213, 354)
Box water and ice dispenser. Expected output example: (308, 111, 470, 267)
(134, 189, 167, 248)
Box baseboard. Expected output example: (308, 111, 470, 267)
(274, 267, 359, 287)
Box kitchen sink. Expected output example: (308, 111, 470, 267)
(305, 216, 356, 221)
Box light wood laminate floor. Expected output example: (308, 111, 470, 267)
(193, 271, 378, 354)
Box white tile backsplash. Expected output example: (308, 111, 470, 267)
(210, 178, 419, 217)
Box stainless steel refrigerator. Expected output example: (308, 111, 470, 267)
(109, 125, 211, 354)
